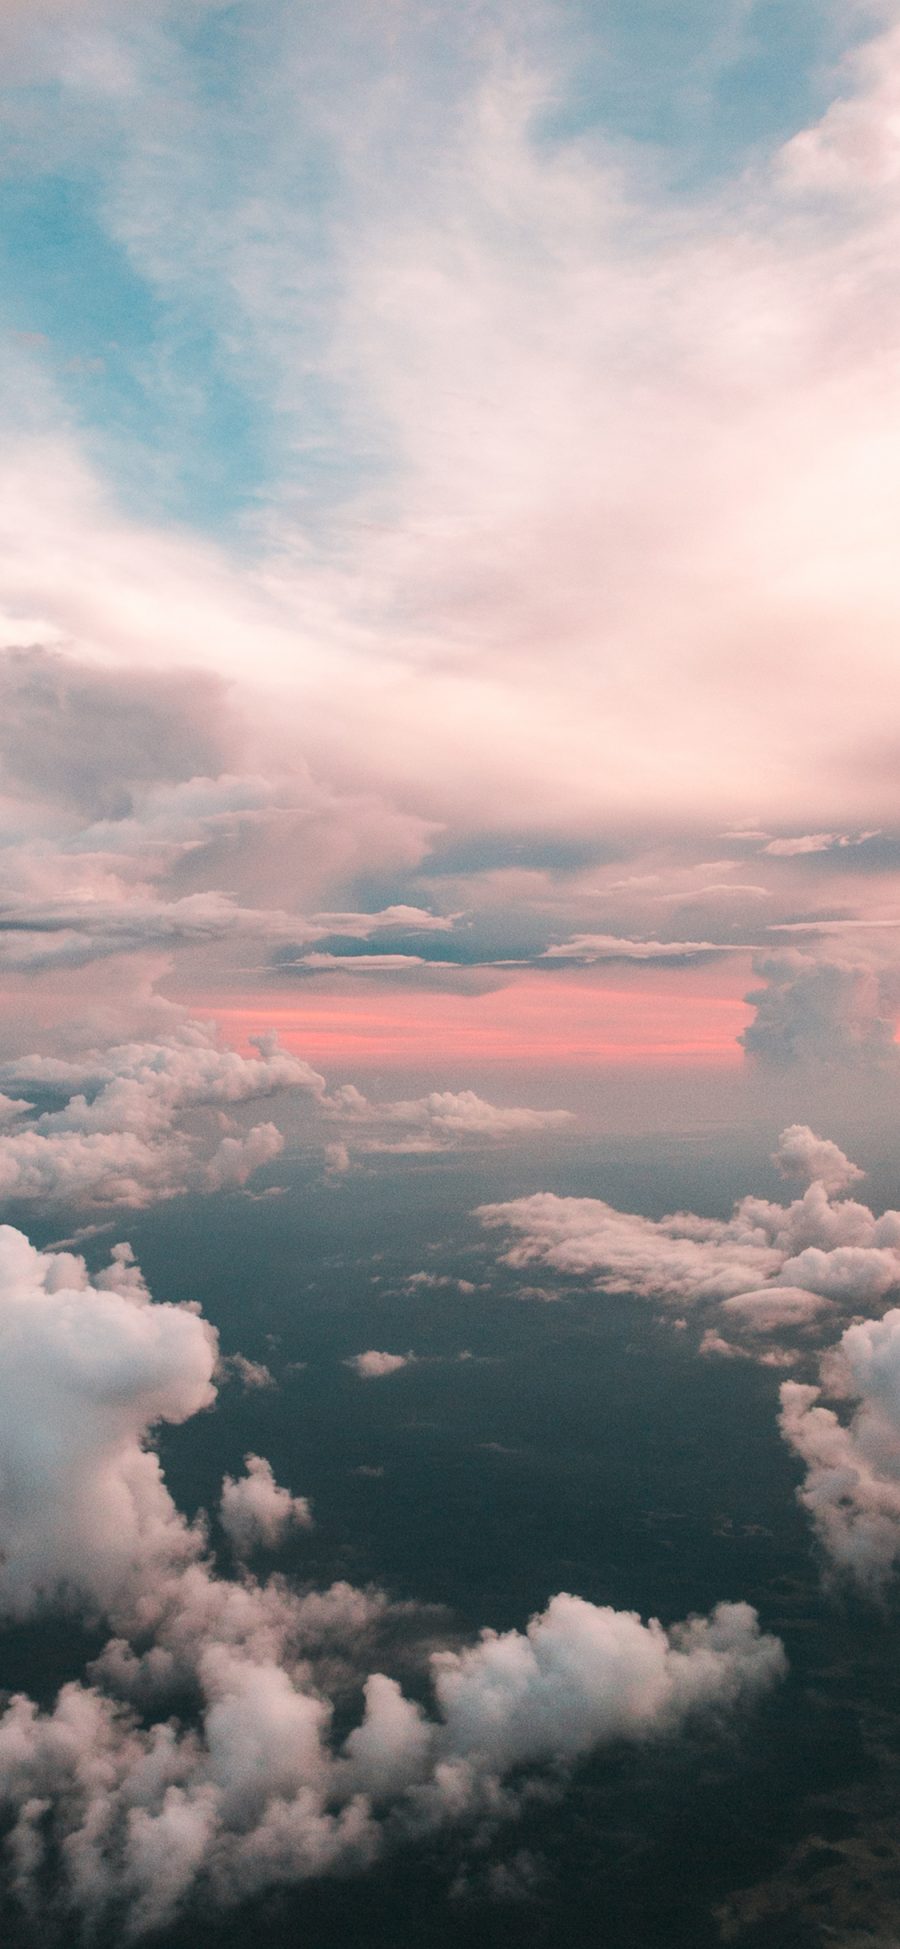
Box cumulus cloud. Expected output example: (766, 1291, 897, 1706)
(0, 1225, 784, 1935)
(0, 1224, 216, 1620)
(479, 1126, 900, 1355)
(741, 951, 898, 1068)
(0, 1006, 573, 1210)
(204, 1122, 284, 1192)
(479, 1188, 784, 1302)
(345, 1351, 413, 1380)
(698, 1329, 750, 1361)
(779, 1305, 900, 1592)
(773, 1124, 865, 1195)
(219, 1456, 312, 1558)
(223, 1354, 276, 1391)
(327, 1085, 573, 1158)
(0, 1022, 324, 1209)
(426, 1595, 784, 1777)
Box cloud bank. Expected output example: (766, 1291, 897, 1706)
(479, 1126, 900, 1360)
(0, 1022, 325, 1209)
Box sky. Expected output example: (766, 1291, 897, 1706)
(3, 0, 900, 1097)
(5, 2, 900, 1944)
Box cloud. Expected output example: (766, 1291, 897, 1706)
(780, 1304, 900, 1593)
(741, 951, 899, 1068)
(762, 836, 836, 857)
(0, 1022, 324, 1209)
(345, 1351, 413, 1380)
(698, 1329, 750, 1360)
(0, 648, 447, 1015)
(328, 1085, 573, 1158)
(0, 647, 234, 821)
(311, 908, 459, 938)
(323, 1140, 352, 1178)
(720, 1287, 834, 1332)
(540, 935, 726, 963)
(479, 1125, 900, 1353)
(478, 1186, 785, 1301)
(7, 1, 900, 953)
(219, 1456, 312, 1559)
(204, 1122, 284, 1192)
(0, 1009, 572, 1209)
(780, 21, 900, 192)
(772, 1124, 865, 1195)
(0, 1223, 216, 1621)
(223, 1354, 276, 1392)
(0, 1223, 785, 1934)
(1, 9, 863, 1057)
(426, 1594, 784, 1777)
(777, 1244, 900, 1304)
(292, 953, 441, 973)
(0, 891, 302, 974)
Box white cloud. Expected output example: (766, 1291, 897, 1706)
(776, 1244, 900, 1303)
(541, 934, 724, 962)
(426, 1594, 784, 1778)
(0, 1022, 323, 1209)
(720, 1286, 833, 1332)
(780, 21, 900, 191)
(224, 1354, 276, 1392)
(762, 835, 835, 856)
(311, 907, 458, 937)
(219, 1456, 312, 1559)
(6, 2, 900, 908)
(328, 1085, 573, 1158)
(204, 1122, 284, 1192)
(479, 1187, 784, 1301)
(698, 1329, 750, 1360)
(780, 1305, 900, 1592)
(773, 1124, 865, 1195)
(479, 1126, 900, 1352)
(0, 1223, 216, 1620)
(345, 1351, 413, 1380)
(294, 953, 438, 972)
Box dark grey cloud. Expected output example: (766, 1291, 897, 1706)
(741, 952, 898, 1069)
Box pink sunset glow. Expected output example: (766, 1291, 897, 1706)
(201, 968, 754, 1069)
